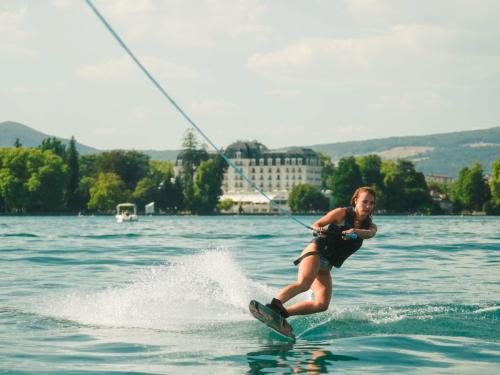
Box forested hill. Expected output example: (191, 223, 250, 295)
(2, 120, 498, 178)
(305, 127, 500, 178)
(0, 121, 98, 154)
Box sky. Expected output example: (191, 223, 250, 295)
(1, 0, 499, 151)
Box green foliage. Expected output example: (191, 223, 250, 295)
(39, 137, 66, 159)
(358, 154, 383, 188)
(79, 154, 97, 178)
(87, 172, 130, 212)
(381, 159, 432, 213)
(94, 150, 150, 191)
(452, 162, 490, 212)
(132, 177, 157, 210)
(317, 152, 335, 189)
(192, 159, 224, 214)
(288, 184, 329, 213)
(148, 160, 184, 213)
(217, 198, 234, 212)
(490, 160, 500, 209)
(331, 157, 362, 207)
(179, 129, 210, 211)
(0, 148, 67, 212)
(65, 137, 80, 212)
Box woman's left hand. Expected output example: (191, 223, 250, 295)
(342, 229, 358, 240)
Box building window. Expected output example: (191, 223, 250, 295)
(276, 158, 281, 165)
(298, 159, 303, 165)
(259, 158, 264, 165)
(291, 158, 296, 165)
(285, 158, 290, 165)
(267, 158, 273, 165)
(236, 151, 241, 159)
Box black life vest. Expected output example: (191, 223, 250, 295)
(321, 206, 372, 268)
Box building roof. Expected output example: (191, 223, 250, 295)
(225, 140, 268, 159)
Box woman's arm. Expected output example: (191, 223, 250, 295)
(343, 223, 377, 240)
(311, 208, 346, 231)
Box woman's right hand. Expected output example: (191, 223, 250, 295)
(313, 226, 326, 237)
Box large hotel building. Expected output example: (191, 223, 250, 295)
(177, 141, 323, 213)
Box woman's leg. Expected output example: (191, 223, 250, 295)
(275, 242, 320, 304)
(285, 268, 332, 316)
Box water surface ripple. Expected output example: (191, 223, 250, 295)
(0, 215, 499, 374)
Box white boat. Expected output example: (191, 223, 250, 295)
(115, 203, 138, 223)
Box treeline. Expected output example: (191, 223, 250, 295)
(0, 130, 225, 214)
(1, 132, 498, 215)
(289, 154, 500, 215)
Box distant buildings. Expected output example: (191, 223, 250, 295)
(175, 140, 323, 213)
(425, 174, 453, 185)
(221, 141, 322, 213)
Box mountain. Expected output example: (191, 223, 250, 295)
(0, 121, 99, 154)
(2, 121, 498, 178)
(303, 127, 500, 178)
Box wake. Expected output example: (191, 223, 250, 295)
(33, 249, 272, 330)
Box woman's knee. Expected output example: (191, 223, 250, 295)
(295, 277, 315, 292)
(315, 300, 330, 312)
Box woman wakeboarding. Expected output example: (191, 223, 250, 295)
(266, 186, 378, 318)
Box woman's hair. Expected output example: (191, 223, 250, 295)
(351, 186, 376, 207)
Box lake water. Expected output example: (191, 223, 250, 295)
(1, 215, 499, 374)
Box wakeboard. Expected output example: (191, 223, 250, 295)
(249, 300, 295, 340)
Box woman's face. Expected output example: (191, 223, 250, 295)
(354, 191, 375, 216)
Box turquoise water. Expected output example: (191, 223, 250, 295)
(1, 215, 499, 374)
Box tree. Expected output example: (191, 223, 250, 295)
(317, 152, 335, 190)
(25, 150, 68, 212)
(191, 158, 224, 214)
(489, 159, 500, 210)
(132, 177, 157, 210)
(0, 148, 67, 212)
(331, 157, 362, 207)
(288, 183, 329, 213)
(147, 160, 184, 213)
(452, 162, 490, 212)
(158, 176, 184, 213)
(0, 148, 30, 212)
(14, 138, 22, 148)
(39, 137, 66, 159)
(381, 159, 432, 213)
(179, 129, 209, 212)
(88, 172, 130, 212)
(65, 136, 80, 212)
(358, 154, 383, 188)
(94, 150, 150, 191)
(217, 198, 234, 212)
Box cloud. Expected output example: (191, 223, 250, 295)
(128, 106, 149, 121)
(77, 55, 197, 81)
(268, 88, 300, 97)
(247, 24, 500, 88)
(12, 87, 50, 95)
(191, 99, 238, 114)
(0, 6, 36, 60)
(87, 0, 270, 47)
